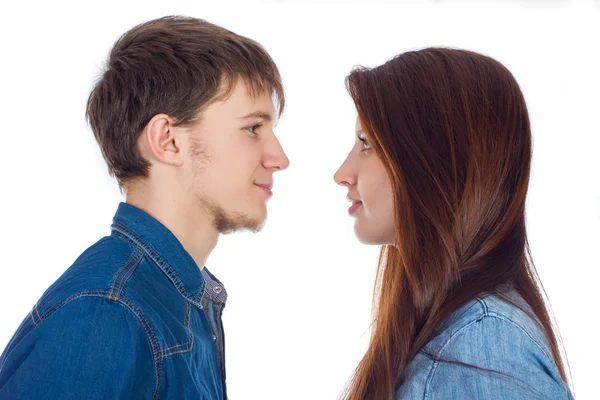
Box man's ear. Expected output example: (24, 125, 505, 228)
(140, 114, 184, 167)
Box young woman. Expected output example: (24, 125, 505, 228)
(334, 48, 574, 399)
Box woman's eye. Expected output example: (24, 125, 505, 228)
(358, 137, 371, 151)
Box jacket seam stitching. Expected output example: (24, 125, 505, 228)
(161, 300, 195, 358)
(114, 252, 143, 300)
(112, 223, 189, 296)
(111, 224, 205, 306)
(423, 300, 488, 399)
(108, 249, 138, 300)
(30, 303, 42, 326)
(423, 319, 487, 399)
(477, 296, 553, 362)
(422, 303, 554, 399)
(34, 303, 42, 322)
(483, 312, 554, 362)
(33, 290, 162, 398)
(107, 232, 198, 359)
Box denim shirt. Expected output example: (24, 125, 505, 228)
(395, 290, 574, 399)
(0, 203, 228, 399)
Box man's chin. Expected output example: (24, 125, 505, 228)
(199, 196, 267, 234)
(214, 211, 265, 235)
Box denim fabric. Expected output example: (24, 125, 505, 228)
(395, 289, 574, 399)
(0, 202, 227, 399)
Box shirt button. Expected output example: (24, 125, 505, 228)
(213, 286, 222, 295)
(213, 334, 217, 341)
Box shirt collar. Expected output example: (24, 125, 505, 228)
(110, 202, 226, 305)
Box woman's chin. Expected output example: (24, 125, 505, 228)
(354, 222, 394, 246)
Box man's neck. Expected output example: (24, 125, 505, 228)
(125, 191, 218, 270)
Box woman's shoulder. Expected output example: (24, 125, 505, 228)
(396, 289, 572, 399)
(427, 288, 552, 359)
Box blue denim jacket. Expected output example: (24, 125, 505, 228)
(395, 289, 574, 399)
(0, 203, 227, 399)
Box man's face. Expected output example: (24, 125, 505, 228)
(182, 81, 289, 234)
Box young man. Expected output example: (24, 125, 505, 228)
(0, 16, 288, 399)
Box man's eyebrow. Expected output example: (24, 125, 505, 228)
(238, 111, 273, 122)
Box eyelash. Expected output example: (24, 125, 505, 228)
(246, 124, 262, 135)
(358, 136, 371, 151)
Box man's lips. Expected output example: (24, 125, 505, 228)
(255, 183, 273, 196)
(255, 183, 273, 190)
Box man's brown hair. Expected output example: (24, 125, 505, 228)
(86, 16, 285, 188)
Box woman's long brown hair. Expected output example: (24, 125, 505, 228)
(343, 48, 571, 399)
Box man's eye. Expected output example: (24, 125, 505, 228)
(246, 124, 262, 134)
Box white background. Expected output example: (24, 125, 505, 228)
(0, 0, 598, 399)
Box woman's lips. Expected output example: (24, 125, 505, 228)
(348, 201, 363, 215)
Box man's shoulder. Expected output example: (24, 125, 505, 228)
(33, 235, 145, 323)
(30, 232, 191, 345)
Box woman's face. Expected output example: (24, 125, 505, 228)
(334, 117, 395, 245)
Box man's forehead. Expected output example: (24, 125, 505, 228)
(192, 79, 278, 127)
(220, 81, 276, 112)
(234, 97, 279, 126)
